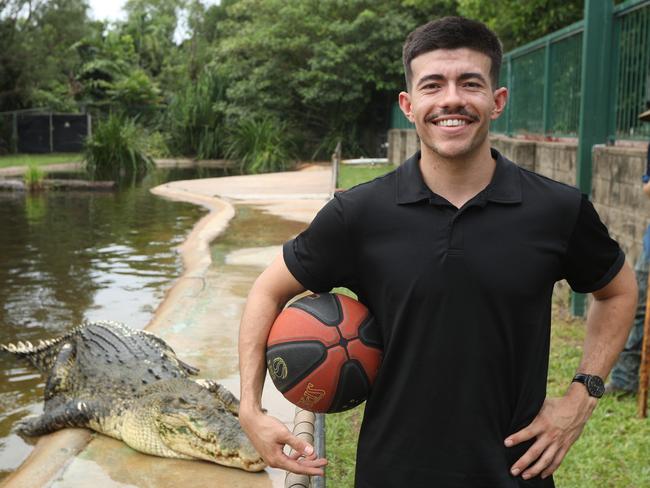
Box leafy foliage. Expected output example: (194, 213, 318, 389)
(225, 117, 295, 174)
(457, 0, 584, 51)
(163, 69, 225, 159)
(2, 0, 597, 161)
(217, 0, 455, 158)
(84, 113, 154, 182)
(23, 164, 45, 190)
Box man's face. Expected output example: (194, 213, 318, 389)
(399, 48, 507, 161)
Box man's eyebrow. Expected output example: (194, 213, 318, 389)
(458, 72, 488, 84)
(416, 74, 444, 88)
(416, 72, 488, 88)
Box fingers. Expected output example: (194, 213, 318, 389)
(504, 422, 541, 447)
(540, 445, 570, 479)
(280, 454, 328, 476)
(240, 411, 327, 476)
(518, 442, 558, 480)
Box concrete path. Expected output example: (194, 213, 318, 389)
(1, 166, 332, 488)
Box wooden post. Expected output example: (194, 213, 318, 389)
(637, 272, 650, 418)
(330, 140, 341, 197)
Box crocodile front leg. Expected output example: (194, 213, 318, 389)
(15, 399, 97, 437)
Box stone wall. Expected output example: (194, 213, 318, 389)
(388, 129, 649, 262)
(592, 145, 649, 261)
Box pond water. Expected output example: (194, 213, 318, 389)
(0, 167, 227, 480)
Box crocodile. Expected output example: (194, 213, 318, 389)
(1, 320, 265, 472)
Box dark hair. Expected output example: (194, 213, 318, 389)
(403, 16, 502, 91)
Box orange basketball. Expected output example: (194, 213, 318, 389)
(266, 293, 382, 413)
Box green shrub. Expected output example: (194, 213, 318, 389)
(164, 70, 225, 159)
(23, 164, 45, 191)
(84, 113, 154, 182)
(225, 117, 294, 174)
(142, 130, 171, 158)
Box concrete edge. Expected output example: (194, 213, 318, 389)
(146, 184, 236, 331)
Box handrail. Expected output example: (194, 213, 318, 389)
(285, 408, 326, 488)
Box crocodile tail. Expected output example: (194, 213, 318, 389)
(0, 337, 68, 374)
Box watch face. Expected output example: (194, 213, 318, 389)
(587, 375, 605, 398)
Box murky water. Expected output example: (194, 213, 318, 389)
(0, 167, 226, 479)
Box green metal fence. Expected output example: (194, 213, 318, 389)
(491, 0, 650, 142)
(612, 0, 650, 140)
(390, 100, 414, 129)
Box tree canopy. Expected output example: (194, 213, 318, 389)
(0, 0, 588, 159)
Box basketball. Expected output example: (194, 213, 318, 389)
(266, 293, 382, 413)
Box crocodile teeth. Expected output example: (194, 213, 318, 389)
(25, 341, 33, 349)
(7, 344, 16, 351)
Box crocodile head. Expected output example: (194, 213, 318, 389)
(126, 380, 266, 472)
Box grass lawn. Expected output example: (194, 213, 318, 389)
(337, 163, 394, 190)
(326, 166, 650, 486)
(0, 153, 83, 168)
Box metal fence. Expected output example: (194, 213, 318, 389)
(493, 0, 650, 141)
(613, 0, 650, 140)
(0, 109, 91, 154)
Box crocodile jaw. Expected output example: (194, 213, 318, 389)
(116, 409, 266, 472)
(156, 412, 266, 472)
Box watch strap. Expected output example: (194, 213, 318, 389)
(572, 373, 605, 398)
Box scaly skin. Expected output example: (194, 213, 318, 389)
(1, 321, 265, 472)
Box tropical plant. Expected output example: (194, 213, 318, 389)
(84, 112, 154, 182)
(225, 117, 294, 174)
(164, 70, 225, 159)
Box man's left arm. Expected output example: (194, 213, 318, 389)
(505, 262, 637, 480)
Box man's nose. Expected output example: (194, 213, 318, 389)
(439, 85, 465, 109)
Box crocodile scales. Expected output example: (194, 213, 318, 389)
(1, 320, 265, 472)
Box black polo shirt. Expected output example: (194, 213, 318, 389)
(283, 149, 624, 488)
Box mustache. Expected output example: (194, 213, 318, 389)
(425, 109, 479, 123)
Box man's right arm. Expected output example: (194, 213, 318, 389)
(238, 253, 328, 475)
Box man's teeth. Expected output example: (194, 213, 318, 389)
(435, 119, 468, 127)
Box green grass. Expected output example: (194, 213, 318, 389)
(0, 153, 83, 168)
(337, 163, 394, 190)
(325, 292, 650, 486)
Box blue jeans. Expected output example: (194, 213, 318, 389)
(609, 238, 650, 391)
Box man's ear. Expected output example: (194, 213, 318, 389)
(398, 91, 415, 123)
(490, 87, 508, 120)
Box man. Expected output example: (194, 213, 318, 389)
(606, 107, 650, 395)
(238, 17, 637, 487)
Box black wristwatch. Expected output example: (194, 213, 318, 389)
(572, 373, 605, 398)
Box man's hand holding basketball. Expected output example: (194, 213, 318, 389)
(239, 408, 327, 476)
(504, 384, 596, 480)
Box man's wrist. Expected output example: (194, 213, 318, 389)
(239, 400, 265, 419)
(566, 381, 598, 410)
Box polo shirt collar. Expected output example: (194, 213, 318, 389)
(395, 148, 522, 205)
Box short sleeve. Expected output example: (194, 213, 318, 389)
(283, 194, 355, 293)
(562, 194, 625, 293)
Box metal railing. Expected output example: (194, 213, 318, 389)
(492, 0, 650, 142)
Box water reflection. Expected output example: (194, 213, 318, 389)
(0, 167, 225, 479)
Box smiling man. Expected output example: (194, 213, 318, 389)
(238, 17, 637, 487)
